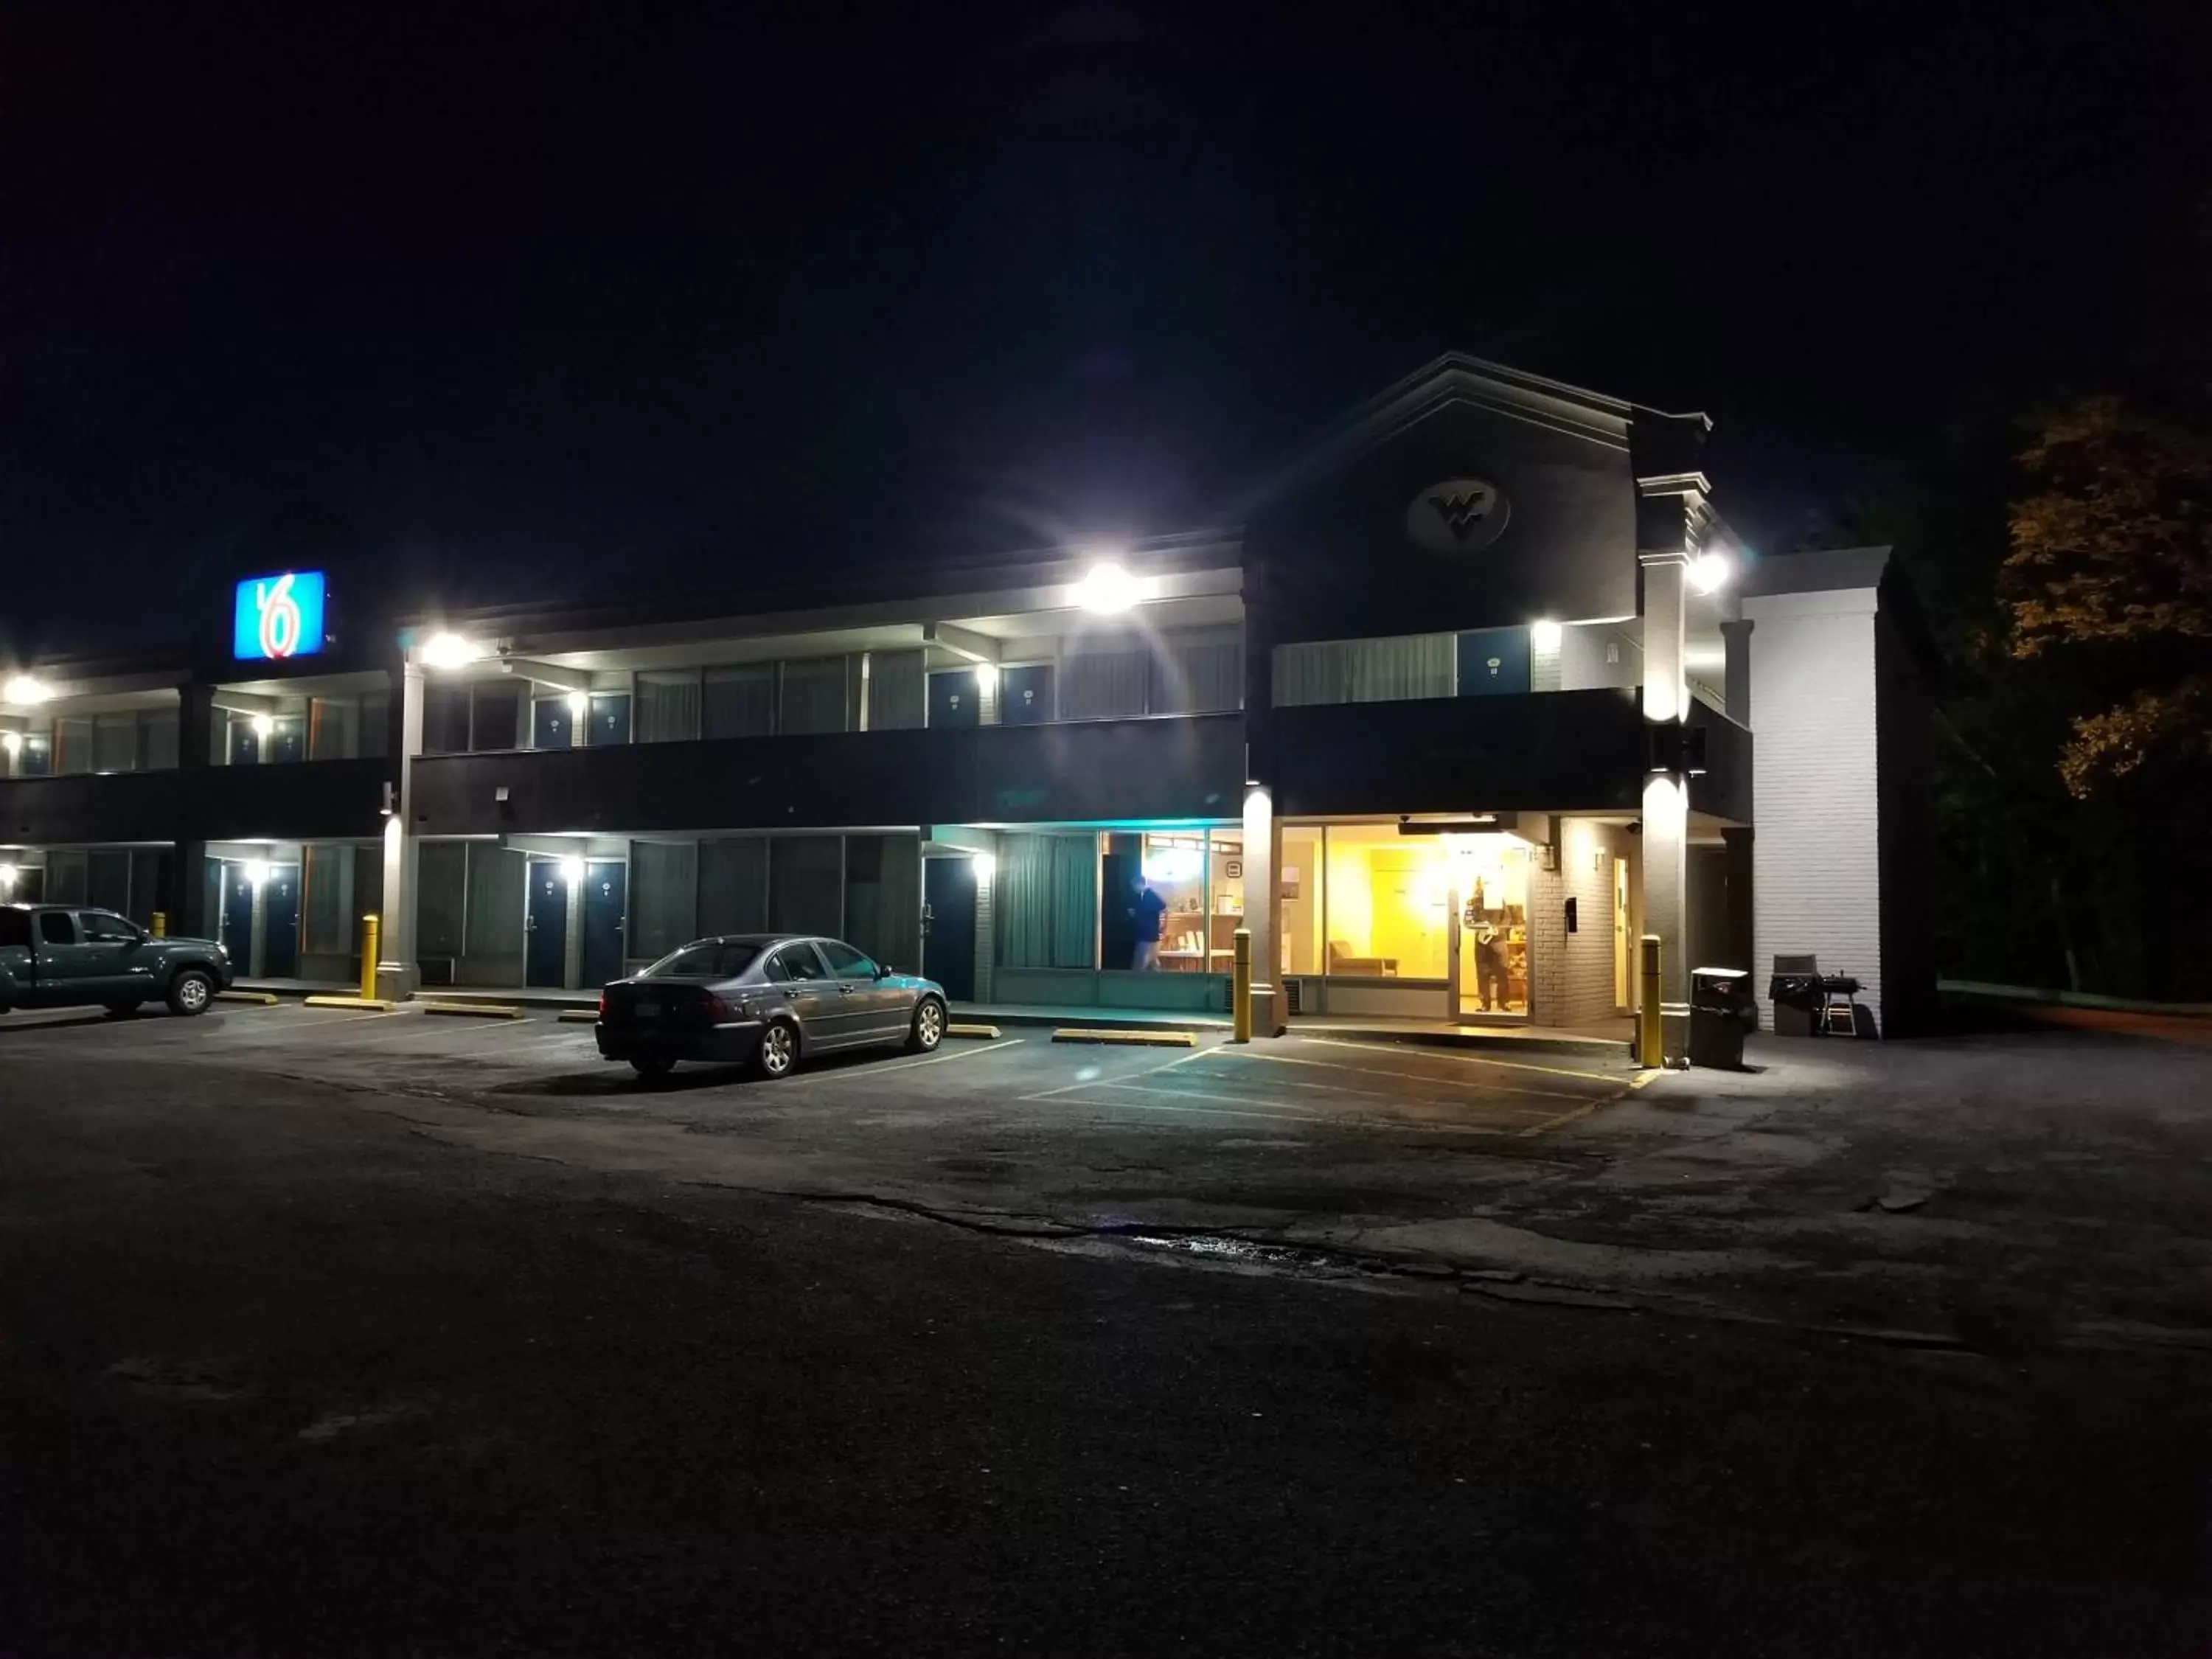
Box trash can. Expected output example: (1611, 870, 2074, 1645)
(1688, 967, 1755, 1068)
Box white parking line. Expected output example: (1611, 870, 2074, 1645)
(1196, 1046, 1599, 1102)
(846, 1037, 1026, 1076)
(1302, 1036, 1626, 1085)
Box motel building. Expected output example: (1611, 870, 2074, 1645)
(0, 356, 1938, 1047)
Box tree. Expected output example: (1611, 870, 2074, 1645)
(2003, 395, 2212, 796)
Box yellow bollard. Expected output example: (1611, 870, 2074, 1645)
(1637, 933, 1663, 1068)
(1232, 926, 1253, 1043)
(359, 913, 381, 1002)
(150, 911, 167, 939)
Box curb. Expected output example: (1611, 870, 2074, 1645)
(301, 995, 397, 1012)
(1051, 1028, 1197, 1047)
(420, 1001, 526, 1020)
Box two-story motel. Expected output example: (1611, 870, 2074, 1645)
(0, 356, 1938, 1043)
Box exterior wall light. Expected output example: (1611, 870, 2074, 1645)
(2, 674, 52, 704)
(251, 712, 276, 740)
(0, 863, 18, 891)
(243, 859, 271, 888)
(420, 632, 485, 669)
(0, 731, 20, 756)
(971, 851, 996, 882)
(560, 855, 587, 886)
(1688, 552, 1731, 596)
(1071, 562, 1142, 613)
(1530, 619, 1564, 652)
(566, 690, 589, 717)
(974, 663, 999, 691)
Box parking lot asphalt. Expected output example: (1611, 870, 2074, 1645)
(7, 999, 2212, 1655)
(8, 996, 2212, 1352)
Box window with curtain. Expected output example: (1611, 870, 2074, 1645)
(1272, 635, 1456, 706)
(698, 836, 768, 934)
(92, 714, 137, 773)
(995, 834, 1098, 969)
(422, 684, 470, 755)
(629, 841, 698, 960)
(636, 672, 703, 743)
(301, 844, 349, 955)
(1060, 642, 1150, 721)
(779, 658, 847, 735)
(463, 844, 524, 957)
(128, 848, 169, 928)
(470, 684, 524, 752)
(359, 690, 390, 759)
(309, 697, 358, 759)
(44, 849, 88, 905)
(769, 836, 843, 936)
(88, 849, 131, 913)
(866, 651, 925, 731)
(703, 664, 776, 738)
(137, 709, 179, 771)
(53, 717, 93, 774)
(1155, 627, 1244, 714)
(844, 833, 919, 970)
(415, 843, 467, 957)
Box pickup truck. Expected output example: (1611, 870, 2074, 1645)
(0, 904, 234, 1017)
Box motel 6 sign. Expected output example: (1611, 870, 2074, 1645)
(232, 571, 329, 661)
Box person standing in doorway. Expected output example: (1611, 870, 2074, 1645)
(1131, 874, 1168, 970)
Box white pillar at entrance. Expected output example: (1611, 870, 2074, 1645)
(376, 663, 425, 1001)
(1639, 543, 1691, 1058)
(1242, 783, 1285, 1036)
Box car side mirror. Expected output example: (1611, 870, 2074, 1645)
(875, 963, 892, 979)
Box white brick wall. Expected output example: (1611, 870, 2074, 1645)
(1530, 817, 1638, 1027)
(1744, 592, 1883, 1029)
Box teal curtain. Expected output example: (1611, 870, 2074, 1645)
(1049, 837, 1096, 967)
(997, 834, 1096, 968)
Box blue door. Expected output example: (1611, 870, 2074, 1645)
(581, 862, 627, 988)
(1456, 627, 1531, 695)
(922, 856, 977, 1001)
(526, 861, 567, 988)
(221, 864, 255, 964)
(262, 865, 300, 978)
(1000, 664, 1054, 724)
(928, 669, 981, 728)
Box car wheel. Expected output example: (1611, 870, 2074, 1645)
(630, 1057, 675, 1079)
(905, 996, 946, 1053)
(104, 1002, 140, 1018)
(166, 971, 214, 1017)
(755, 1019, 799, 1079)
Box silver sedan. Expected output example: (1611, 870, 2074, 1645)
(594, 933, 948, 1079)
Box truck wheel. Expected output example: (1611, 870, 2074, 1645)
(166, 971, 215, 1017)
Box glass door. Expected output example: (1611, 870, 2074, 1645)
(1453, 836, 1531, 1019)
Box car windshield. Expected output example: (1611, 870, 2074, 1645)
(643, 941, 762, 979)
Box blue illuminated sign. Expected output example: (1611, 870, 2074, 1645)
(232, 571, 328, 661)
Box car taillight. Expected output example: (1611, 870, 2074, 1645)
(597, 991, 608, 1018)
(704, 992, 730, 1021)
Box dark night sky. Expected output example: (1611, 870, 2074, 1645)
(2, 1, 2204, 657)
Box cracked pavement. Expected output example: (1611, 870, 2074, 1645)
(2, 1001, 2208, 1652)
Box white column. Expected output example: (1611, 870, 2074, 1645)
(1242, 784, 1285, 1036)
(1639, 548, 1691, 1057)
(375, 664, 425, 1001)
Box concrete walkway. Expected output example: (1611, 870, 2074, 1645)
(237, 978, 1633, 1054)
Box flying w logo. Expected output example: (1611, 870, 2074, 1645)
(1427, 487, 1495, 539)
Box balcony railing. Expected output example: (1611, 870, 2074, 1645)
(408, 712, 1247, 835)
